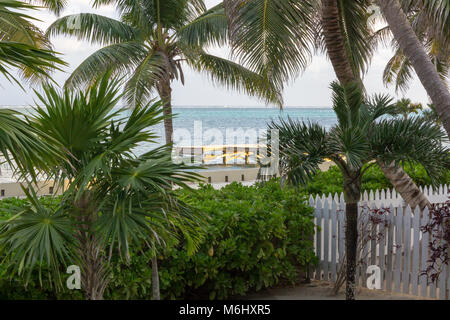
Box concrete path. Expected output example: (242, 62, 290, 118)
(246, 280, 429, 300)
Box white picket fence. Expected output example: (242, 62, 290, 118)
(309, 185, 449, 300)
(312, 184, 449, 207)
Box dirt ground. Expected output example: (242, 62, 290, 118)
(246, 280, 431, 300)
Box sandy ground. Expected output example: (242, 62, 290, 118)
(246, 280, 430, 300)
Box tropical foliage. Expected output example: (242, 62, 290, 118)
(302, 163, 450, 197)
(0, 74, 205, 300)
(379, 0, 449, 92)
(0, 0, 66, 86)
(394, 98, 423, 119)
(270, 82, 449, 300)
(0, 180, 316, 300)
(46, 0, 282, 143)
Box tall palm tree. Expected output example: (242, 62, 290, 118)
(271, 82, 449, 300)
(224, 0, 442, 299)
(376, 0, 450, 137)
(45, 0, 282, 144)
(395, 98, 423, 119)
(0, 74, 205, 300)
(225, 0, 431, 211)
(0, 0, 66, 86)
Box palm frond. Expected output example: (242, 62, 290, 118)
(224, 0, 315, 89)
(337, 0, 375, 77)
(370, 117, 450, 185)
(25, 0, 67, 15)
(65, 41, 148, 88)
(0, 185, 74, 287)
(186, 50, 283, 106)
(269, 117, 329, 186)
(46, 13, 139, 46)
(123, 51, 167, 107)
(177, 3, 227, 47)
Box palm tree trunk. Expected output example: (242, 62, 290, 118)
(157, 79, 174, 144)
(321, 0, 430, 210)
(343, 173, 362, 300)
(377, 161, 431, 210)
(376, 0, 450, 137)
(321, 0, 356, 86)
(151, 255, 161, 300)
(345, 201, 358, 300)
(74, 193, 108, 300)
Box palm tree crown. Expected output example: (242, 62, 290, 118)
(272, 83, 449, 195)
(46, 0, 282, 143)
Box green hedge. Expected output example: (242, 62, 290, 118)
(0, 163, 446, 300)
(106, 181, 316, 299)
(0, 180, 316, 300)
(302, 164, 450, 196)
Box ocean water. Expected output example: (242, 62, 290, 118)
(138, 107, 337, 155)
(8, 106, 337, 159)
(166, 107, 336, 141)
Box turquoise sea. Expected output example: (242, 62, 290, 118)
(142, 107, 337, 153)
(9, 106, 337, 156)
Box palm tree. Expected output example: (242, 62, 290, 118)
(0, 0, 66, 86)
(224, 0, 432, 219)
(45, 0, 282, 144)
(376, 1, 448, 93)
(0, 74, 205, 300)
(270, 82, 449, 299)
(376, 0, 450, 137)
(395, 98, 423, 119)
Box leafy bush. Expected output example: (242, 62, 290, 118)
(0, 181, 316, 300)
(106, 181, 317, 299)
(302, 163, 450, 196)
(0, 162, 445, 299)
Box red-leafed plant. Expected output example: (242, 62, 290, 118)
(420, 196, 450, 285)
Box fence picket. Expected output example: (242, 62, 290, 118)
(394, 206, 403, 293)
(420, 209, 429, 298)
(315, 199, 323, 280)
(439, 263, 447, 300)
(338, 203, 345, 272)
(323, 201, 330, 281)
(386, 205, 395, 292)
(378, 205, 386, 290)
(411, 206, 421, 296)
(330, 200, 338, 282)
(360, 206, 368, 288)
(402, 206, 412, 294)
(370, 204, 377, 267)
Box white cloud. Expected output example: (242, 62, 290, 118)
(0, 0, 434, 107)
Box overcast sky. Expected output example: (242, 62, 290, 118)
(0, 0, 434, 107)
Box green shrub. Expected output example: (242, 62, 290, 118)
(106, 180, 317, 299)
(0, 181, 316, 300)
(0, 162, 445, 299)
(302, 163, 450, 196)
